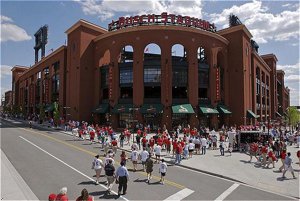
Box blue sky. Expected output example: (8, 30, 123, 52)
(1, 0, 299, 105)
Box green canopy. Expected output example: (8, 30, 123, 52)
(45, 104, 54, 112)
(217, 105, 232, 114)
(247, 110, 258, 119)
(112, 104, 136, 113)
(172, 104, 194, 114)
(140, 104, 163, 113)
(199, 105, 219, 114)
(93, 104, 109, 114)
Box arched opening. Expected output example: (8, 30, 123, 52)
(197, 46, 210, 127)
(143, 43, 161, 100)
(171, 44, 188, 128)
(143, 43, 162, 130)
(119, 45, 134, 100)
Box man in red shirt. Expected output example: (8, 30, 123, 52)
(142, 137, 147, 148)
(175, 144, 183, 164)
(172, 140, 178, 158)
(279, 149, 287, 171)
(111, 139, 118, 154)
(149, 137, 155, 149)
(165, 138, 171, 155)
(261, 145, 268, 166)
(249, 142, 259, 162)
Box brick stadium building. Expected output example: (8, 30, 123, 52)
(10, 13, 290, 130)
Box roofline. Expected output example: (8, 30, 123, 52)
(65, 19, 107, 35)
(11, 65, 29, 72)
(276, 69, 285, 75)
(217, 24, 252, 39)
(19, 45, 66, 79)
(94, 25, 229, 45)
(252, 51, 271, 72)
(261, 54, 278, 62)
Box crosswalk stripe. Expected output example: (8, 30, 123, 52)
(214, 183, 240, 201)
(163, 188, 194, 201)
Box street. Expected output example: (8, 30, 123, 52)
(1, 118, 295, 201)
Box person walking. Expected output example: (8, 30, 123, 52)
(279, 149, 287, 172)
(159, 159, 168, 185)
(120, 151, 127, 166)
(282, 152, 296, 179)
(219, 141, 226, 156)
(228, 143, 233, 156)
(145, 154, 154, 183)
(131, 148, 139, 171)
(116, 161, 130, 196)
(188, 140, 195, 158)
(104, 160, 115, 194)
(201, 136, 207, 155)
(76, 188, 93, 201)
(140, 147, 149, 172)
(175, 143, 183, 164)
(92, 155, 104, 185)
(154, 144, 162, 163)
(55, 187, 68, 201)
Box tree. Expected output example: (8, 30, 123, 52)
(286, 106, 300, 131)
(53, 102, 60, 127)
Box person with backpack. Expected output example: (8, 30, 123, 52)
(145, 154, 154, 183)
(104, 160, 115, 194)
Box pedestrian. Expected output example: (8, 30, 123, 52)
(120, 132, 125, 148)
(159, 159, 167, 185)
(183, 142, 189, 159)
(55, 187, 68, 201)
(92, 155, 104, 185)
(48, 193, 56, 201)
(248, 142, 259, 162)
(116, 161, 129, 196)
(188, 140, 195, 158)
(131, 148, 139, 171)
(260, 145, 268, 166)
(282, 152, 296, 179)
(104, 159, 115, 194)
(76, 188, 93, 201)
(201, 136, 207, 154)
(140, 147, 149, 171)
(145, 154, 154, 183)
(219, 141, 226, 156)
(297, 150, 300, 167)
(175, 143, 183, 164)
(266, 149, 276, 169)
(111, 138, 118, 154)
(154, 144, 162, 163)
(279, 149, 286, 172)
(228, 143, 233, 156)
(120, 150, 127, 166)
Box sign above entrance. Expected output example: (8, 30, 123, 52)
(108, 12, 216, 33)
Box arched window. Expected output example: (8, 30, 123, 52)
(197, 47, 209, 99)
(143, 43, 161, 99)
(172, 44, 188, 99)
(119, 45, 134, 99)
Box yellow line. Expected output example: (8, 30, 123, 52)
(17, 125, 185, 189)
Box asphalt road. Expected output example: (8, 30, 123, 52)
(1, 118, 295, 201)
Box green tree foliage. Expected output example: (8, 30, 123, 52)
(286, 106, 300, 130)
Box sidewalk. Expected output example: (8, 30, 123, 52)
(1, 149, 39, 201)
(7, 118, 300, 199)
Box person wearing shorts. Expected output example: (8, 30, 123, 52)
(131, 148, 139, 171)
(92, 155, 104, 185)
(145, 155, 154, 183)
(282, 152, 296, 179)
(154, 144, 162, 163)
(159, 159, 167, 185)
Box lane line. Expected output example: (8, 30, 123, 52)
(19, 136, 129, 201)
(214, 183, 240, 201)
(17, 126, 185, 189)
(163, 188, 194, 201)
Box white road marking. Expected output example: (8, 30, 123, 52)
(163, 188, 194, 201)
(214, 183, 240, 201)
(19, 136, 130, 201)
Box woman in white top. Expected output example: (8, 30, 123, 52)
(188, 141, 195, 158)
(159, 159, 168, 184)
(154, 144, 162, 163)
(92, 155, 104, 185)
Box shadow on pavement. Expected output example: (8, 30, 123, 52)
(90, 190, 119, 199)
(78, 181, 95, 185)
(133, 178, 148, 183)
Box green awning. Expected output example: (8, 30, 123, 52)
(140, 104, 163, 113)
(112, 104, 136, 113)
(217, 105, 232, 114)
(172, 104, 195, 114)
(247, 110, 258, 119)
(45, 104, 54, 112)
(93, 104, 109, 114)
(199, 105, 219, 114)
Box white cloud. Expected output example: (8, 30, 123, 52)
(209, 0, 300, 44)
(0, 65, 12, 79)
(76, 0, 203, 21)
(0, 15, 32, 42)
(277, 62, 300, 106)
